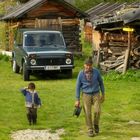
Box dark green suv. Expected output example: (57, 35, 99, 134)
(12, 29, 74, 81)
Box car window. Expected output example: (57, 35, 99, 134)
(24, 32, 65, 48)
(24, 34, 35, 46)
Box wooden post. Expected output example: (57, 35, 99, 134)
(96, 47, 101, 68)
(123, 31, 131, 74)
(58, 17, 62, 31)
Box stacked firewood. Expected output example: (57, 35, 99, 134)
(99, 54, 125, 73)
(96, 33, 140, 73)
(130, 42, 140, 69)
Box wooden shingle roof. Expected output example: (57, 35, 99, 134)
(2, 0, 45, 20)
(1, 0, 88, 21)
(86, 2, 140, 27)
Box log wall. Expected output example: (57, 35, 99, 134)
(3, 0, 86, 55)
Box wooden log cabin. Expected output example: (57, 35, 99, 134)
(86, 2, 140, 73)
(0, 0, 88, 55)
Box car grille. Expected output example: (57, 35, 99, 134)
(36, 58, 65, 65)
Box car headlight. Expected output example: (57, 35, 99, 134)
(30, 59, 36, 65)
(66, 58, 72, 64)
(29, 54, 37, 58)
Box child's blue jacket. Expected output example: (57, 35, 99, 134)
(20, 88, 41, 105)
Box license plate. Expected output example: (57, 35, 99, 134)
(44, 66, 60, 70)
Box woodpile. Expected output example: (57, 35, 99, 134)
(99, 55, 125, 73)
(130, 39, 140, 69)
(95, 32, 140, 73)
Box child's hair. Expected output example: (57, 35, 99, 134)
(28, 82, 35, 90)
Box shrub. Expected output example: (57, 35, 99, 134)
(0, 54, 10, 62)
(104, 69, 140, 81)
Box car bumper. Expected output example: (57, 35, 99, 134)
(26, 65, 74, 71)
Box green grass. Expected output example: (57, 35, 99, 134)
(0, 48, 140, 139)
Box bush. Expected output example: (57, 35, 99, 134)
(104, 69, 140, 81)
(0, 54, 10, 62)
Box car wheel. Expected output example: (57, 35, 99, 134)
(13, 60, 20, 73)
(23, 62, 30, 81)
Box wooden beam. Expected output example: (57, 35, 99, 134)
(10, 22, 20, 29)
(123, 31, 131, 74)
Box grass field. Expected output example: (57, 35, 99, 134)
(0, 49, 140, 140)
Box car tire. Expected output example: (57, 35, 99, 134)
(23, 62, 30, 81)
(13, 59, 20, 73)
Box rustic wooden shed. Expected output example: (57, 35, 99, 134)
(1, 0, 88, 54)
(86, 2, 140, 73)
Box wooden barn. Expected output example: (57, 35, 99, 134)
(1, 0, 88, 54)
(86, 2, 140, 73)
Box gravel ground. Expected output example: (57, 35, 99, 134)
(11, 129, 65, 140)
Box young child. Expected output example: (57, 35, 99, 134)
(20, 82, 41, 125)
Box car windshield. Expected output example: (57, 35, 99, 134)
(24, 32, 65, 49)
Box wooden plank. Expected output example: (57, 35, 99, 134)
(35, 18, 61, 30)
(115, 64, 124, 73)
(10, 22, 20, 29)
(109, 42, 128, 47)
(123, 32, 131, 74)
(62, 19, 80, 25)
(26, 1, 76, 18)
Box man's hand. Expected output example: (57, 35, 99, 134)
(100, 95, 105, 103)
(75, 100, 80, 107)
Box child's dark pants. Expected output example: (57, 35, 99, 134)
(26, 107, 37, 125)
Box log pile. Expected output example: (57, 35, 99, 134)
(130, 41, 140, 69)
(99, 55, 125, 72)
(95, 32, 140, 73)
